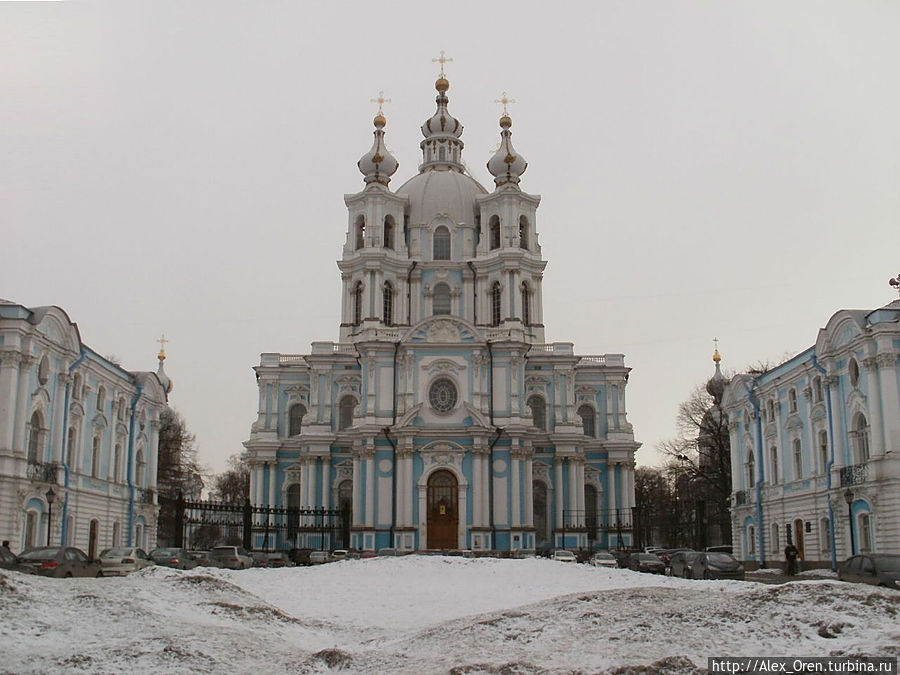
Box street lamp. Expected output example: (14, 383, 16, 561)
(843, 488, 855, 556)
(45, 487, 56, 547)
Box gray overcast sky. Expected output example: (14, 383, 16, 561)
(3, 1, 898, 475)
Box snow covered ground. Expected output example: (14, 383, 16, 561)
(2, 556, 898, 674)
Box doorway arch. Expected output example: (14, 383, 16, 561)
(427, 470, 458, 549)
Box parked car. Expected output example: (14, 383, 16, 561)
(613, 550, 632, 568)
(18, 546, 102, 578)
(628, 553, 666, 574)
(692, 552, 745, 580)
(99, 547, 154, 576)
(669, 551, 701, 579)
(266, 552, 293, 568)
(309, 550, 331, 565)
(705, 545, 734, 554)
(839, 554, 900, 590)
(644, 547, 663, 555)
(589, 552, 618, 568)
(550, 549, 577, 563)
(0, 547, 37, 574)
(210, 546, 253, 570)
(188, 550, 216, 567)
(331, 549, 349, 561)
(251, 552, 269, 568)
(658, 548, 693, 569)
(288, 548, 313, 566)
(513, 549, 537, 559)
(150, 547, 198, 570)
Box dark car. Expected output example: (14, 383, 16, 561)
(669, 551, 701, 578)
(658, 548, 693, 568)
(839, 554, 900, 590)
(18, 546, 102, 578)
(251, 552, 269, 568)
(149, 547, 198, 570)
(288, 548, 313, 566)
(692, 552, 745, 580)
(0, 547, 37, 574)
(628, 553, 665, 574)
(266, 552, 293, 568)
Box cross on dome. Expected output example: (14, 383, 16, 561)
(494, 91, 516, 116)
(370, 91, 391, 116)
(432, 50, 453, 78)
(157, 334, 168, 360)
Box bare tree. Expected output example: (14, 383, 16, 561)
(156, 408, 204, 546)
(210, 452, 250, 504)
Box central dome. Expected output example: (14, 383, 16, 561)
(396, 168, 487, 226)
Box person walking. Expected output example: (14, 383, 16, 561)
(784, 540, 799, 576)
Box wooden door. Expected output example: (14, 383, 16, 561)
(427, 470, 458, 549)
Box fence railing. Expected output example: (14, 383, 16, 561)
(26, 461, 58, 484)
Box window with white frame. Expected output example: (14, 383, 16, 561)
(355, 215, 365, 250)
(813, 377, 823, 403)
(489, 216, 500, 250)
(383, 215, 395, 249)
(66, 426, 77, 466)
(433, 226, 450, 260)
(769, 446, 778, 484)
(853, 413, 870, 463)
(793, 439, 803, 479)
(338, 396, 355, 431)
(91, 436, 101, 478)
(97, 386, 105, 412)
(746, 451, 755, 487)
(748, 525, 756, 555)
(789, 388, 797, 413)
(432, 283, 451, 315)
(353, 281, 363, 325)
(383, 282, 393, 325)
(518, 215, 528, 249)
(490, 282, 502, 326)
(27, 411, 43, 464)
(289, 403, 306, 437)
(528, 395, 546, 431)
(766, 399, 775, 422)
(114, 441, 122, 482)
(578, 405, 595, 438)
(521, 283, 531, 326)
(818, 430, 828, 474)
(859, 513, 872, 553)
(136, 448, 146, 487)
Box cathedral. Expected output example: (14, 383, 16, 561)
(244, 66, 640, 554)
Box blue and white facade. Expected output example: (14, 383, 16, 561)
(722, 300, 900, 568)
(245, 76, 640, 553)
(0, 302, 170, 555)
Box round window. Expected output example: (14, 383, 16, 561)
(429, 378, 458, 414)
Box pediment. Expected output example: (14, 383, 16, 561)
(402, 316, 481, 345)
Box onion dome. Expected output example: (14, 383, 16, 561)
(706, 347, 727, 404)
(358, 113, 399, 186)
(487, 113, 527, 188)
(156, 340, 173, 395)
(419, 77, 465, 172)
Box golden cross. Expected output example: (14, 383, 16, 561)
(713, 337, 719, 351)
(157, 334, 168, 354)
(370, 90, 391, 115)
(432, 50, 453, 78)
(494, 91, 516, 116)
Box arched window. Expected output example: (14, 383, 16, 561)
(792, 439, 802, 479)
(91, 436, 101, 478)
(489, 216, 500, 250)
(789, 388, 798, 413)
(339, 396, 356, 431)
(813, 377, 823, 403)
(383, 215, 395, 249)
(528, 395, 546, 431)
(383, 282, 393, 325)
(491, 282, 502, 326)
(353, 281, 363, 326)
(766, 399, 775, 422)
(519, 215, 528, 249)
(849, 358, 860, 388)
(72, 373, 82, 400)
(521, 283, 531, 326)
(746, 451, 755, 487)
(66, 426, 76, 466)
(96, 386, 106, 412)
(818, 430, 828, 474)
(578, 405, 595, 438)
(853, 413, 870, 463)
(118, 398, 127, 421)
(355, 215, 365, 250)
(136, 448, 146, 486)
(770, 446, 779, 484)
(748, 525, 756, 555)
(27, 411, 43, 464)
(859, 513, 873, 553)
(289, 404, 306, 437)
(433, 283, 451, 315)
(433, 226, 450, 260)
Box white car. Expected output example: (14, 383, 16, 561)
(99, 547, 154, 576)
(210, 546, 253, 570)
(550, 549, 577, 563)
(589, 551, 618, 568)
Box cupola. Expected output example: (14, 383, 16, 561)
(487, 93, 527, 188)
(357, 93, 399, 187)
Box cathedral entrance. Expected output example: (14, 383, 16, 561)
(427, 470, 458, 549)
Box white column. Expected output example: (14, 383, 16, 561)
(827, 377, 845, 466)
(13, 355, 34, 451)
(863, 358, 885, 454)
(473, 450, 482, 527)
(148, 420, 159, 492)
(352, 453, 362, 526)
(567, 457, 577, 523)
(0, 353, 21, 450)
(877, 354, 900, 452)
(576, 460, 585, 525)
(268, 462, 276, 508)
(51, 373, 67, 464)
(525, 455, 534, 528)
(608, 462, 617, 522)
(300, 459, 310, 508)
(511, 452, 521, 528)
(481, 454, 490, 526)
(365, 452, 375, 527)
(554, 458, 564, 530)
(322, 458, 331, 510)
(248, 462, 257, 507)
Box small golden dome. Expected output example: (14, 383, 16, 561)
(499, 115, 512, 128)
(435, 77, 449, 92)
(373, 113, 386, 127)
(158, 349, 167, 361)
(713, 348, 721, 363)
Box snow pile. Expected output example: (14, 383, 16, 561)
(1, 557, 897, 674)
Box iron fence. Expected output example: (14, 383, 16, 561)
(840, 463, 868, 487)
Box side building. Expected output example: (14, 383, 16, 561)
(0, 301, 171, 555)
(722, 298, 900, 569)
(245, 73, 640, 554)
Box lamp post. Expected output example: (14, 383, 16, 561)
(45, 487, 56, 547)
(843, 488, 855, 556)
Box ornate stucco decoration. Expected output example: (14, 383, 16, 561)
(525, 375, 549, 396)
(284, 463, 302, 486)
(424, 358, 466, 375)
(334, 460, 353, 482)
(285, 384, 310, 406)
(532, 460, 551, 482)
(419, 440, 466, 469)
(335, 375, 361, 396)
